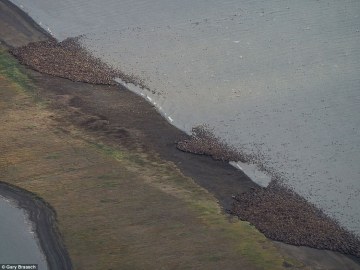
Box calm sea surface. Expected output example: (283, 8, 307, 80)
(0, 196, 48, 268)
(10, 0, 360, 235)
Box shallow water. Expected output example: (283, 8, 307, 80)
(10, 0, 360, 235)
(0, 196, 48, 268)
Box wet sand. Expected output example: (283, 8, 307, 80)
(1, 0, 360, 269)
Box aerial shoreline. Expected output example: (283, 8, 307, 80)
(7, 6, 360, 258)
(1, 0, 360, 269)
(0, 182, 72, 270)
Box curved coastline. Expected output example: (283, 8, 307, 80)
(2, 0, 360, 268)
(0, 182, 72, 270)
(15, 0, 360, 237)
(0, 0, 51, 44)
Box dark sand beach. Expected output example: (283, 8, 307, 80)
(1, 0, 360, 269)
(0, 183, 72, 269)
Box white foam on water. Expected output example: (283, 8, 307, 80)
(230, 161, 272, 188)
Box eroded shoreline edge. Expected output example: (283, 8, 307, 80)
(0, 182, 72, 270)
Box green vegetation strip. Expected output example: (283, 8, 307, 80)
(89, 138, 296, 269)
(0, 47, 33, 90)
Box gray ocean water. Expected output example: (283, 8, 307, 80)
(10, 0, 360, 236)
(0, 196, 48, 268)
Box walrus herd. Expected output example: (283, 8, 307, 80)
(231, 183, 360, 257)
(10, 37, 134, 85)
(178, 126, 360, 257)
(10, 38, 360, 258)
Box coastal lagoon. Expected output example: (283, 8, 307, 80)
(0, 196, 47, 268)
(10, 0, 360, 235)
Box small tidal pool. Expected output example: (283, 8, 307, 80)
(0, 196, 48, 269)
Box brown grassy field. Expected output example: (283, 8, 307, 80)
(0, 48, 304, 269)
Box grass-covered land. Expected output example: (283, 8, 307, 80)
(0, 48, 301, 269)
